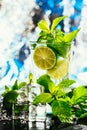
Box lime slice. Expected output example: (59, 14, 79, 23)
(47, 59, 69, 79)
(33, 46, 56, 70)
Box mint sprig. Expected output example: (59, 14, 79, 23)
(36, 16, 80, 57)
(33, 74, 87, 123)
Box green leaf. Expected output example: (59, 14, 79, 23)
(2, 85, 11, 97)
(48, 81, 57, 94)
(64, 29, 80, 43)
(37, 34, 47, 43)
(37, 74, 52, 92)
(47, 42, 71, 57)
(54, 29, 64, 42)
(38, 20, 49, 32)
(18, 82, 26, 89)
(57, 79, 75, 89)
(80, 113, 87, 118)
(71, 86, 87, 104)
(33, 93, 54, 105)
(31, 44, 37, 50)
(55, 88, 72, 98)
(4, 90, 18, 103)
(12, 79, 19, 90)
(5, 85, 10, 91)
(51, 16, 67, 32)
(75, 109, 83, 117)
(75, 103, 87, 118)
(50, 79, 75, 98)
(37, 31, 54, 43)
(51, 99, 73, 123)
(3, 90, 19, 109)
(80, 103, 87, 111)
(37, 74, 56, 94)
(52, 99, 72, 116)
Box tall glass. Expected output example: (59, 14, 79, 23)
(28, 16, 79, 123)
(12, 85, 29, 121)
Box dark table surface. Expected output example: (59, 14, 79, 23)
(0, 118, 51, 130)
(0, 118, 87, 130)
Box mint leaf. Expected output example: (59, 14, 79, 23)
(5, 85, 11, 92)
(37, 74, 56, 94)
(51, 99, 73, 123)
(54, 29, 64, 42)
(80, 113, 87, 118)
(47, 42, 71, 57)
(18, 82, 26, 89)
(54, 79, 75, 98)
(71, 86, 87, 104)
(3, 90, 19, 109)
(12, 79, 19, 90)
(33, 93, 54, 105)
(2, 85, 11, 97)
(37, 74, 52, 92)
(75, 103, 87, 118)
(48, 81, 56, 94)
(38, 20, 49, 32)
(37, 31, 54, 43)
(51, 16, 67, 32)
(57, 79, 75, 89)
(64, 29, 80, 43)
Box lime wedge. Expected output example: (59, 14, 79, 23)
(47, 59, 69, 79)
(33, 46, 57, 70)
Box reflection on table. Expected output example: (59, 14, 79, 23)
(0, 117, 51, 130)
(0, 117, 87, 130)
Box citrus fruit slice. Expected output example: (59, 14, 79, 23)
(33, 46, 56, 70)
(47, 59, 69, 79)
